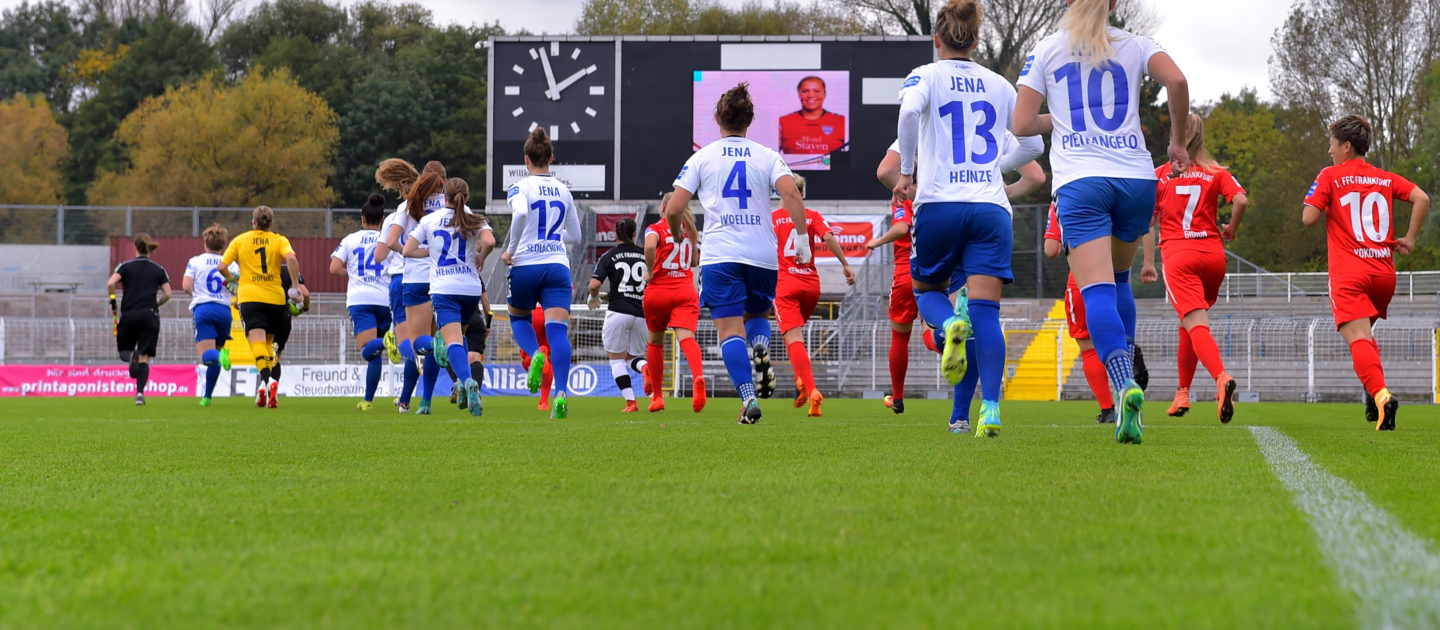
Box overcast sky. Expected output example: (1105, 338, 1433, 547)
(0, 0, 1288, 103)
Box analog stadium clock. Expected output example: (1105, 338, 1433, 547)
(494, 40, 616, 142)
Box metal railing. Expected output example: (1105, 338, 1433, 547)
(1219, 270, 1440, 302)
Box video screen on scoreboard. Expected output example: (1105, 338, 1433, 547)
(692, 70, 850, 171)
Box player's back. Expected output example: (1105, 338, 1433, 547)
(508, 174, 577, 267)
(902, 59, 1016, 209)
(597, 242, 646, 315)
(1307, 160, 1415, 275)
(676, 136, 789, 269)
(227, 229, 291, 304)
(401, 194, 447, 282)
(772, 208, 829, 277)
(419, 210, 485, 296)
(1154, 165, 1243, 248)
(336, 228, 388, 306)
(380, 203, 408, 278)
(648, 221, 695, 288)
(185, 252, 233, 310)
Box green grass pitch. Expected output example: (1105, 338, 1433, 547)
(1, 394, 1435, 628)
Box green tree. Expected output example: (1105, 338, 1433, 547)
(0, 1, 105, 112)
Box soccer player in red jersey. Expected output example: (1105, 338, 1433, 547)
(642, 193, 708, 413)
(1151, 114, 1248, 423)
(1041, 203, 1117, 424)
(771, 176, 855, 416)
(778, 76, 846, 156)
(1302, 115, 1429, 431)
(519, 306, 554, 411)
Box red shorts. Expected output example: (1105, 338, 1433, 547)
(888, 270, 918, 325)
(1161, 247, 1226, 319)
(1329, 273, 1396, 329)
(1064, 274, 1089, 340)
(775, 283, 820, 333)
(644, 285, 700, 333)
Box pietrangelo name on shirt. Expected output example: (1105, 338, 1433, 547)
(1060, 131, 1142, 152)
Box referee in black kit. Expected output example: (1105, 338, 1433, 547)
(107, 233, 172, 405)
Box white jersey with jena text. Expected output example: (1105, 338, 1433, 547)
(1017, 26, 1167, 191)
(675, 136, 793, 269)
(411, 210, 491, 297)
(898, 59, 1035, 211)
(378, 204, 407, 278)
(506, 174, 581, 267)
(398, 193, 447, 284)
(183, 252, 238, 311)
(331, 229, 390, 307)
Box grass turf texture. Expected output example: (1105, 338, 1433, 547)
(1, 396, 1434, 628)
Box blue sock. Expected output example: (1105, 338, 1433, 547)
(1114, 270, 1137, 352)
(511, 318, 540, 356)
(361, 338, 385, 361)
(953, 342, 979, 421)
(1080, 282, 1131, 390)
(545, 321, 571, 395)
(745, 317, 771, 350)
(365, 357, 381, 402)
(448, 344, 470, 382)
(720, 336, 756, 400)
(916, 289, 955, 332)
(970, 299, 1005, 403)
(400, 360, 419, 404)
(399, 339, 414, 361)
(201, 349, 220, 398)
(421, 354, 439, 400)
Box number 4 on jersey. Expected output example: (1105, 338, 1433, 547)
(722, 162, 751, 209)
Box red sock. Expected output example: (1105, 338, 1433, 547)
(1349, 338, 1386, 396)
(1176, 326, 1197, 389)
(540, 345, 553, 403)
(922, 328, 939, 354)
(1081, 347, 1114, 409)
(647, 342, 665, 397)
(889, 329, 911, 399)
(679, 337, 704, 381)
(1189, 325, 1226, 381)
(788, 340, 815, 395)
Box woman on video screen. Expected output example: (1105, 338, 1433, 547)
(778, 76, 846, 155)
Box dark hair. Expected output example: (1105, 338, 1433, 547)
(375, 158, 419, 196)
(614, 217, 637, 244)
(524, 127, 553, 166)
(446, 177, 486, 240)
(253, 205, 274, 231)
(714, 83, 755, 134)
(202, 225, 227, 252)
(423, 161, 446, 179)
(1330, 115, 1373, 157)
(935, 0, 983, 52)
(407, 172, 444, 222)
(133, 233, 159, 256)
(796, 76, 825, 91)
(361, 193, 385, 228)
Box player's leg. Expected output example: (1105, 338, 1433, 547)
(194, 303, 226, 406)
(464, 309, 488, 405)
(886, 276, 917, 413)
(269, 308, 292, 409)
(775, 290, 811, 407)
(506, 267, 544, 394)
(603, 312, 639, 411)
(1335, 273, 1397, 430)
(957, 206, 1011, 438)
(910, 203, 968, 386)
(533, 307, 553, 408)
(435, 294, 481, 416)
(352, 306, 385, 410)
(1182, 251, 1235, 422)
(671, 290, 705, 412)
(626, 317, 650, 396)
(132, 313, 159, 405)
(702, 263, 762, 424)
(539, 265, 574, 419)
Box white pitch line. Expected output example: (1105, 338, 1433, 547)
(1249, 426, 1440, 629)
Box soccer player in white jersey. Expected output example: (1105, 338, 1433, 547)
(182, 225, 238, 407)
(330, 194, 393, 411)
(375, 158, 421, 412)
(405, 178, 492, 417)
(1013, 0, 1190, 444)
(398, 166, 454, 415)
(892, 0, 1043, 438)
(504, 128, 583, 419)
(666, 83, 810, 425)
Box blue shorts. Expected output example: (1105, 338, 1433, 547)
(191, 302, 232, 344)
(948, 268, 967, 296)
(508, 263, 572, 311)
(433, 294, 483, 328)
(700, 262, 777, 319)
(1055, 176, 1158, 248)
(389, 275, 406, 325)
(348, 304, 391, 336)
(402, 282, 432, 308)
(911, 201, 1014, 286)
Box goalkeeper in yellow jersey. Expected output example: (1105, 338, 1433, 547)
(219, 206, 308, 408)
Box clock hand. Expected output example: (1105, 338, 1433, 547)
(538, 47, 560, 100)
(549, 65, 597, 98)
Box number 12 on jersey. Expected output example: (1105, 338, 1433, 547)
(531, 200, 567, 241)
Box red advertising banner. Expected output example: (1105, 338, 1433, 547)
(0, 364, 196, 397)
(817, 215, 884, 265)
(595, 213, 627, 243)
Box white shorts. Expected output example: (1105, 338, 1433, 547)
(602, 311, 648, 356)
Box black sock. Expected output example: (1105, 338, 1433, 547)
(272, 363, 282, 383)
(128, 361, 139, 378)
(470, 361, 484, 388)
(445, 364, 458, 382)
(136, 363, 149, 393)
(259, 367, 271, 383)
(629, 357, 646, 373)
(616, 374, 632, 391)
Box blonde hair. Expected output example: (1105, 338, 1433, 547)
(1185, 113, 1220, 171)
(791, 174, 806, 196)
(375, 158, 420, 196)
(934, 0, 983, 53)
(1059, 0, 1115, 64)
(202, 224, 228, 252)
(253, 206, 274, 231)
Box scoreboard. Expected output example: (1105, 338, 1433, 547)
(487, 36, 933, 203)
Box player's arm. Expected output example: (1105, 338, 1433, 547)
(1301, 204, 1323, 226)
(562, 196, 582, 245)
(1043, 238, 1062, 259)
(664, 187, 694, 249)
(1222, 193, 1249, 241)
(1006, 161, 1046, 199)
(182, 264, 196, 294)
(107, 269, 122, 296)
(503, 191, 530, 266)
(774, 175, 810, 263)
(1148, 52, 1190, 174)
(877, 149, 900, 190)
(644, 231, 659, 282)
(476, 227, 496, 270)
(329, 253, 347, 277)
(157, 281, 172, 306)
(282, 245, 308, 300)
(821, 232, 856, 285)
(587, 253, 608, 309)
(218, 241, 238, 282)
(867, 219, 907, 250)
(1012, 87, 1052, 137)
(894, 79, 926, 205)
(1398, 187, 1430, 255)
(1140, 231, 1158, 284)
(402, 227, 427, 258)
(380, 221, 404, 258)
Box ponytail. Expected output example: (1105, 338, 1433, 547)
(714, 83, 755, 135)
(407, 172, 444, 222)
(1184, 113, 1220, 171)
(376, 158, 419, 197)
(524, 128, 553, 167)
(1059, 0, 1115, 64)
(446, 178, 486, 240)
(934, 0, 983, 53)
